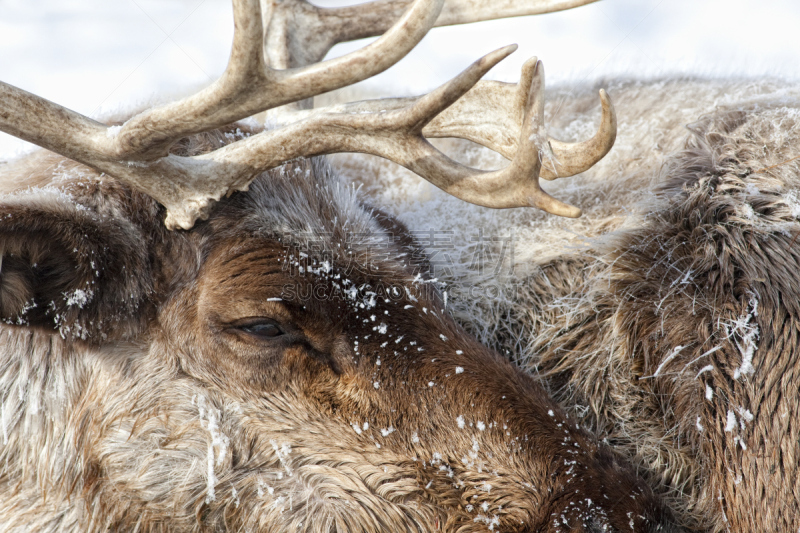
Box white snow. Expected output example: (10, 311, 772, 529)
(737, 407, 754, 423)
(696, 365, 714, 379)
(651, 345, 684, 377)
(724, 411, 737, 433)
(105, 124, 122, 138)
(193, 395, 230, 504)
(726, 296, 760, 380)
(784, 190, 800, 219)
(270, 440, 293, 477)
(64, 288, 92, 308)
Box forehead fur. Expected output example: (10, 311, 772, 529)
(208, 157, 408, 279)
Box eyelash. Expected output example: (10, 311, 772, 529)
(235, 320, 284, 339)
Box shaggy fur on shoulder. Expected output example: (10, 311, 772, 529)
(526, 101, 800, 532)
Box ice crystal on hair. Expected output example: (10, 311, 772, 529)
(725, 295, 759, 380)
(64, 288, 93, 308)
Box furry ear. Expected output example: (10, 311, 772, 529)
(0, 187, 155, 341)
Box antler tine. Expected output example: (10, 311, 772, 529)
(438, 0, 602, 25)
(541, 90, 616, 180)
(272, 59, 616, 182)
(425, 58, 617, 180)
(391, 57, 582, 216)
(0, 0, 443, 164)
(198, 48, 580, 222)
(264, 0, 613, 179)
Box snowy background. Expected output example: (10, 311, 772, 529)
(0, 0, 798, 157)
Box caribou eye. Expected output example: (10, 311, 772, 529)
(236, 320, 284, 339)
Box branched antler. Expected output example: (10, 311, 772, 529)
(0, 0, 614, 229)
(0, 0, 442, 162)
(263, 0, 602, 68)
(276, 59, 616, 182)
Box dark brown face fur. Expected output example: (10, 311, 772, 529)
(0, 131, 680, 532)
(161, 234, 672, 532)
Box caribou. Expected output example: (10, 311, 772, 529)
(4, 0, 797, 531)
(0, 0, 685, 532)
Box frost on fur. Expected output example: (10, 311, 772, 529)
(337, 79, 800, 532)
(0, 116, 675, 532)
(3, 78, 800, 533)
(724, 295, 759, 380)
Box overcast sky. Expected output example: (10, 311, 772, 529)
(1, 0, 798, 156)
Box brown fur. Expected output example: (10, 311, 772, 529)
(0, 126, 678, 531)
(522, 102, 800, 531)
(372, 81, 800, 531)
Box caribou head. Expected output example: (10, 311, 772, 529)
(0, 0, 681, 531)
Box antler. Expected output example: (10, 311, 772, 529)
(209, 48, 583, 217)
(0, 0, 614, 230)
(262, 0, 602, 68)
(269, 53, 613, 210)
(275, 60, 616, 182)
(0, 0, 442, 161)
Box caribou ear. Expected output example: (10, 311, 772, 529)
(0, 187, 155, 341)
